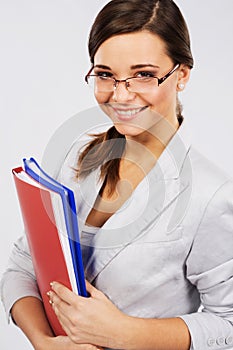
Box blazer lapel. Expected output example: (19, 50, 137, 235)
(81, 119, 193, 282)
(85, 165, 191, 283)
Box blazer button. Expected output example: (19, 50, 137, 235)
(216, 337, 225, 346)
(226, 336, 233, 345)
(207, 338, 216, 347)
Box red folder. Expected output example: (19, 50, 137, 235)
(13, 166, 74, 335)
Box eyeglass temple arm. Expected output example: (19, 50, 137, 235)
(157, 63, 180, 85)
(85, 66, 94, 83)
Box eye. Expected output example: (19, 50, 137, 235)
(136, 71, 156, 78)
(95, 71, 113, 79)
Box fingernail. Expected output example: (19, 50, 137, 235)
(49, 300, 53, 305)
(46, 291, 51, 297)
(50, 282, 54, 288)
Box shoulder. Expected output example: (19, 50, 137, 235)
(183, 148, 233, 270)
(187, 146, 232, 195)
(57, 125, 110, 187)
(180, 146, 233, 239)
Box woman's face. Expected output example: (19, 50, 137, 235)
(92, 31, 188, 137)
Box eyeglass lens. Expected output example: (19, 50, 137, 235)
(87, 76, 159, 93)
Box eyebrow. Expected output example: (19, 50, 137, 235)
(131, 64, 160, 69)
(94, 64, 160, 70)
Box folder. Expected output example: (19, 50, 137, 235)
(12, 157, 87, 336)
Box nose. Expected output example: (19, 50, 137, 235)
(112, 81, 135, 102)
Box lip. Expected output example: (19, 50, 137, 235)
(110, 105, 148, 121)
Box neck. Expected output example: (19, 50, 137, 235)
(125, 116, 180, 162)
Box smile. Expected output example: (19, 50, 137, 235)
(111, 105, 148, 120)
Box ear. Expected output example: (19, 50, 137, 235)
(176, 64, 191, 92)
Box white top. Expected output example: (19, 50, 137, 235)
(82, 224, 100, 235)
(81, 224, 100, 268)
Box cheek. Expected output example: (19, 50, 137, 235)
(148, 85, 177, 113)
(95, 91, 112, 104)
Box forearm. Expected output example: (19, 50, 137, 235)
(118, 315, 191, 350)
(11, 296, 54, 350)
(49, 281, 191, 350)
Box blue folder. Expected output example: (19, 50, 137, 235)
(23, 157, 87, 297)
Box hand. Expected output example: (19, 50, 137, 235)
(48, 280, 130, 349)
(38, 335, 103, 350)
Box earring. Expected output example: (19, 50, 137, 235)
(178, 83, 185, 90)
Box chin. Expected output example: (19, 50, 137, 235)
(114, 122, 148, 137)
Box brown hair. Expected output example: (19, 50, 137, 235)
(77, 0, 194, 195)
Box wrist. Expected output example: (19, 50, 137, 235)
(114, 316, 157, 350)
(33, 334, 55, 350)
(112, 314, 140, 350)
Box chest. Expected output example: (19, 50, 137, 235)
(85, 158, 156, 227)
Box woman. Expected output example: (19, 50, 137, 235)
(1, 0, 233, 349)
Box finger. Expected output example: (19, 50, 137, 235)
(48, 290, 89, 340)
(48, 291, 74, 320)
(50, 281, 80, 304)
(85, 280, 100, 298)
(53, 308, 72, 336)
(48, 290, 68, 305)
(54, 336, 103, 350)
(53, 308, 88, 344)
(49, 294, 75, 335)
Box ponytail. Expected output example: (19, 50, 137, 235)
(77, 126, 126, 196)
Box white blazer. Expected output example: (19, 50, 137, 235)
(1, 119, 233, 350)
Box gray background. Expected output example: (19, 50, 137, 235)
(0, 1, 233, 348)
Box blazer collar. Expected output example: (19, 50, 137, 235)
(156, 117, 192, 179)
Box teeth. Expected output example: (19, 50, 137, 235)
(116, 108, 142, 116)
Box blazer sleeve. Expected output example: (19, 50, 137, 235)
(180, 180, 233, 350)
(0, 235, 41, 323)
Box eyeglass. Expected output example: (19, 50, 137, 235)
(85, 63, 180, 93)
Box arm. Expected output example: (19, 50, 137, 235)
(11, 296, 102, 350)
(1, 236, 53, 348)
(0, 236, 42, 322)
(0, 236, 102, 350)
(49, 280, 191, 350)
(11, 296, 54, 349)
(180, 180, 233, 349)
